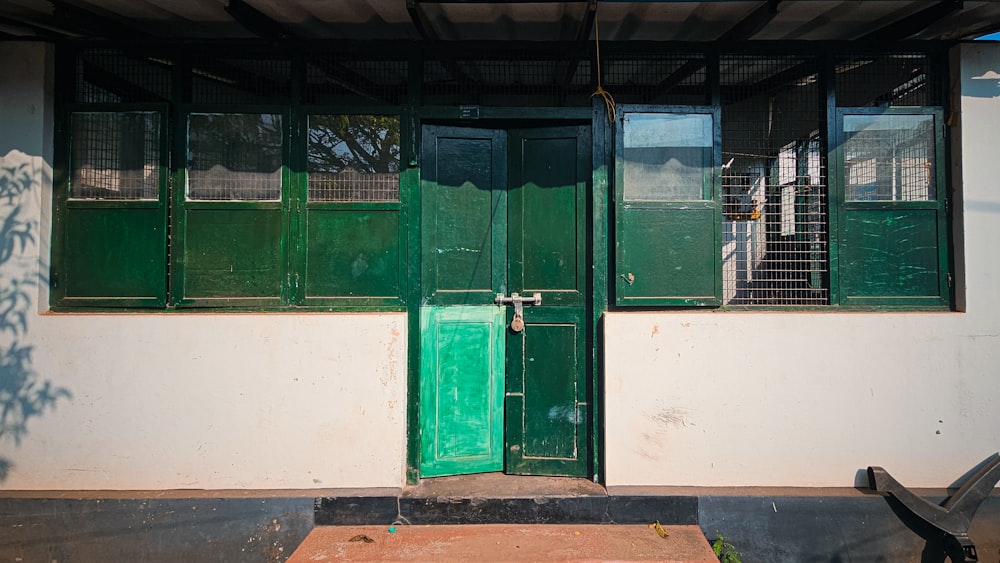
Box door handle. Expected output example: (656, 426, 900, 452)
(494, 292, 542, 333)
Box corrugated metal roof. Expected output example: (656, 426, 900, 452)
(0, 0, 997, 41)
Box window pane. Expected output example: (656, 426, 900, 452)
(187, 113, 283, 201)
(623, 113, 712, 201)
(844, 114, 935, 201)
(307, 115, 400, 202)
(70, 112, 160, 200)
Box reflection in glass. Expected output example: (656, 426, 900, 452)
(623, 113, 712, 201)
(70, 112, 160, 200)
(187, 113, 283, 201)
(844, 114, 934, 201)
(308, 115, 400, 202)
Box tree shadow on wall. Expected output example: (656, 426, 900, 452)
(0, 161, 71, 481)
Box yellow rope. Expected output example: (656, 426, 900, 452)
(590, 13, 616, 124)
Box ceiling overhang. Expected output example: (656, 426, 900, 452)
(0, 0, 996, 42)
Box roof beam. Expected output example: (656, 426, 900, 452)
(575, 0, 598, 42)
(224, 0, 292, 40)
(860, 0, 963, 41)
(650, 0, 780, 102)
(407, 1, 436, 40)
(49, 0, 149, 39)
(0, 15, 72, 39)
(718, 0, 781, 42)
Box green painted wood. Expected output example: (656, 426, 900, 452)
(181, 208, 284, 300)
(505, 309, 588, 477)
(303, 209, 401, 301)
(419, 306, 505, 478)
(418, 123, 591, 478)
(505, 126, 590, 477)
(61, 207, 166, 304)
(834, 108, 950, 308)
(840, 208, 945, 304)
(614, 108, 722, 306)
(421, 126, 507, 305)
(590, 99, 610, 482)
(617, 205, 719, 304)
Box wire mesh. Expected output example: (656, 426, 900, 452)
(307, 114, 400, 202)
(602, 53, 708, 106)
(835, 53, 941, 107)
(188, 57, 292, 105)
(75, 48, 172, 104)
(70, 112, 160, 200)
(187, 113, 283, 201)
(423, 49, 592, 107)
(305, 56, 408, 106)
(721, 55, 828, 306)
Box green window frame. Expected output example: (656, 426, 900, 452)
(832, 107, 949, 307)
(614, 106, 723, 306)
(52, 106, 169, 307)
(298, 111, 406, 307)
(53, 106, 406, 310)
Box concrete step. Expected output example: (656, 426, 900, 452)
(287, 524, 718, 562)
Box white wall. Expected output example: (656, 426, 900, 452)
(0, 42, 407, 490)
(4, 40, 998, 491)
(605, 43, 1000, 488)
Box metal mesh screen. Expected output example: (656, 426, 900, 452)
(70, 112, 160, 200)
(305, 56, 408, 106)
(721, 55, 828, 306)
(188, 57, 292, 105)
(187, 113, 283, 201)
(75, 48, 172, 104)
(307, 115, 400, 202)
(602, 53, 708, 106)
(835, 53, 941, 107)
(423, 50, 592, 107)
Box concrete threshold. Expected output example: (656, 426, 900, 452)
(287, 524, 717, 563)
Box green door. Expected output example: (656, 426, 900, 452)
(419, 124, 591, 478)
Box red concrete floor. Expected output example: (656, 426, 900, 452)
(287, 524, 718, 562)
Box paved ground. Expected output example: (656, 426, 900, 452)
(287, 524, 718, 562)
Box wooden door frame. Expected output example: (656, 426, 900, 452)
(404, 105, 606, 484)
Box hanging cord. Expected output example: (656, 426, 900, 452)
(590, 13, 616, 124)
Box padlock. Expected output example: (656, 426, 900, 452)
(510, 314, 525, 333)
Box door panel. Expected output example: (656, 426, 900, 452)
(421, 127, 507, 306)
(419, 123, 590, 478)
(505, 127, 590, 476)
(419, 306, 505, 477)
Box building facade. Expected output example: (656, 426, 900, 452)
(1, 1, 999, 560)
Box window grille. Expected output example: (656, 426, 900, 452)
(70, 112, 160, 200)
(307, 115, 400, 202)
(422, 49, 592, 107)
(188, 57, 292, 105)
(602, 53, 708, 106)
(721, 55, 828, 306)
(835, 53, 941, 107)
(75, 48, 172, 104)
(187, 113, 283, 201)
(305, 56, 408, 106)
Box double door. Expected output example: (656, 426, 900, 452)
(418, 124, 591, 477)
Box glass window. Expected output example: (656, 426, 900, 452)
(307, 115, 400, 202)
(623, 113, 713, 201)
(843, 114, 935, 201)
(70, 112, 160, 200)
(187, 113, 283, 201)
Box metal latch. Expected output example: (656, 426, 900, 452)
(494, 292, 542, 333)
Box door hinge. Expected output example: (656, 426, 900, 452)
(947, 273, 953, 288)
